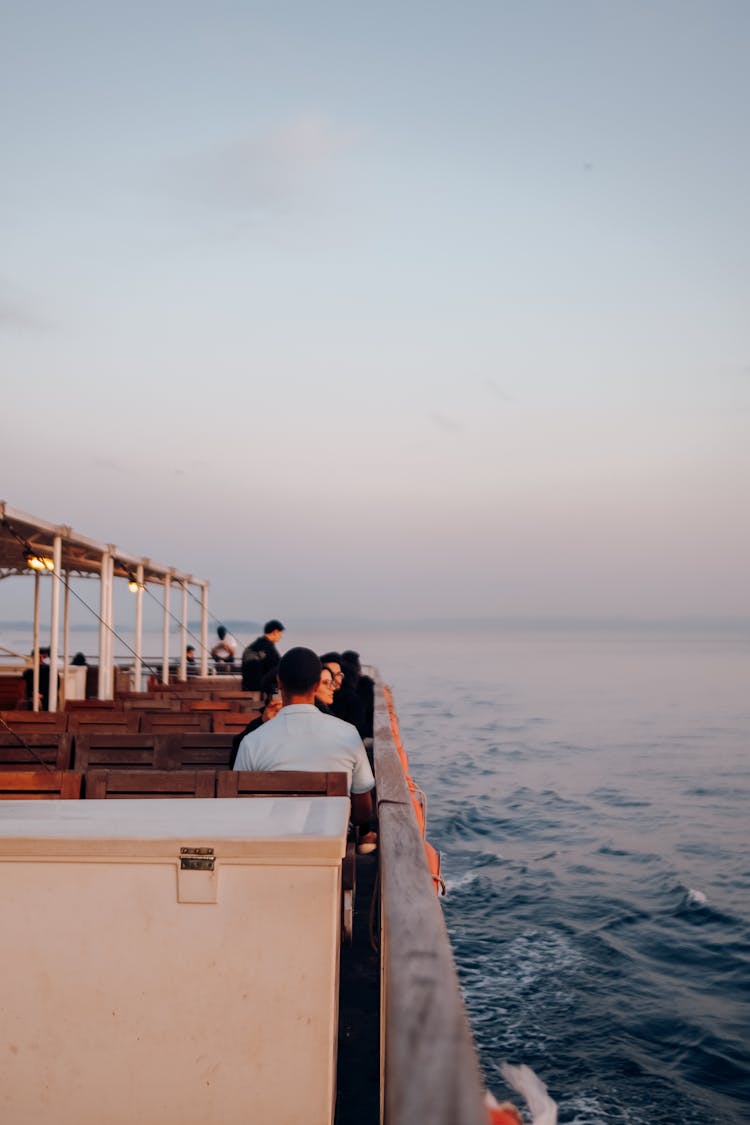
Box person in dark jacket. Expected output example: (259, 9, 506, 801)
(241, 620, 285, 691)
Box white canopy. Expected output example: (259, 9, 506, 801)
(0, 500, 210, 708)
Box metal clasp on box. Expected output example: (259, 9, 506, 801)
(180, 846, 215, 871)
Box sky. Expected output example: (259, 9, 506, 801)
(2, 1, 749, 625)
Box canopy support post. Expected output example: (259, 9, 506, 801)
(32, 572, 41, 711)
(200, 583, 209, 677)
(62, 571, 71, 705)
(134, 563, 144, 692)
(179, 581, 188, 682)
(98, 549, 114, 700)
(48, 535, 62, 712)
(161, 573, 172, 685)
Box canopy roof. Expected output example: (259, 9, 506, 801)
(0, 501, 205, 589)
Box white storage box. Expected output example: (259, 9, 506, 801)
(0, 797, 349, 1125)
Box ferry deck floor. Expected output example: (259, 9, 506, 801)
(335, 852, 380, 1125)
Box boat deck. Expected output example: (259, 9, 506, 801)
(336, 851, 380, 1125)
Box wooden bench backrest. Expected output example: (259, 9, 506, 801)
(212, 691, 263, 709)
(0, 769, 82, 799)
(0, 676, 25, 709)
(0, 710, 67, 732)
(121, 697, 182, 712)
(160, 733, 235, 770)
(212, 711, 261, 735)
(0, 732, 72, 770)
(85, 769, 216, 799)
(65, 699, 122, 712)
(72, 733, 169, 771)
(67, 712, 141, 736)
(140, 713, 211, 734)
(217, 770, 348, 798)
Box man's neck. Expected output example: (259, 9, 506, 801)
(281, 689, 317, 707)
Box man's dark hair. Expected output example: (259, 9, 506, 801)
(341, 650, 361, 670)
(278, 647, 321, 693)
(217, 626, 227, 640)
(319, 651, 342, 665)
(264, 619, 285, 634)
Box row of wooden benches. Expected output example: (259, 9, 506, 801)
(0, 768, 348, 800)
(0, 709, 260, 736)
(0, 731, 248, 772)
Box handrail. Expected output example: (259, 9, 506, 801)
(373, 678, 487, 1125)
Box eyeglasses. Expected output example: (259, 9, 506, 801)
(320, 677, 334, 688)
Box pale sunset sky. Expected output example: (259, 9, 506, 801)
(2, 1, 749, 624)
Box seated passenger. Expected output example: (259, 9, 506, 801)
(314, 664, 336, 713)
(211, 625, 237, 673)
(321, 650, 367, 737)
(234, 647, 374, 826)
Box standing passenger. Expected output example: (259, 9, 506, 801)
(241, 619, 285, 691)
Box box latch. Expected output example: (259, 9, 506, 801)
(180, 846, 215, 871)
(177, 846, 217, 903)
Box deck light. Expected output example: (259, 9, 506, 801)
(127, 574, 143, 592)
(26, 554, 55, 571)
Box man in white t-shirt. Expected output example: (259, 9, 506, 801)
(233, 647, 375, 826)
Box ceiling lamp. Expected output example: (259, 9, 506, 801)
(26, 554, 54, 571)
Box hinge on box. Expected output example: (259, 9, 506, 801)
(180, 846, 215, 871)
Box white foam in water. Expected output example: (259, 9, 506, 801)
(686, 888, 707, 906)
(500, 1063, 557, 1125)
(444, 870, 480, 892)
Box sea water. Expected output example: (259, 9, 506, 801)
(357, 623, 750, 1125)
(2, 619, 748, 1122)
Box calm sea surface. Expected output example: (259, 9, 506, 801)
(3, 620, 748, 1122)
(356, 624, 750, 1125)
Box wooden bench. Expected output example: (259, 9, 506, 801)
(72, 733, 171, 772)
(121, 697, 182, 712)
(0, 676, 27, 710)
(212, 691, 263, 709)
(67, 712, 141, 736)
(85, 769, 216, 799)
(0, 769, 83, 799)
(161, 733, 235, 771)
(140, 712, 212, 734)
(65, 699, 122, 712)
(0, 732, 72, 770)
(0, 710, 67, 733)
(212, 711, 261, 735)
(217, 770, 348, 798)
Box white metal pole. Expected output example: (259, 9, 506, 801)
(48, 534, 62, 712)
(32, 572, 41, 711)
(161, 573, 172, 685)
(200, 583, 209, 676)
(62, 570, 71, 705)
(134, 563, 144, 692)
(179, 581, 188, 682)
(98, 550, 114, 699)
(106, 552, 115, 698)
